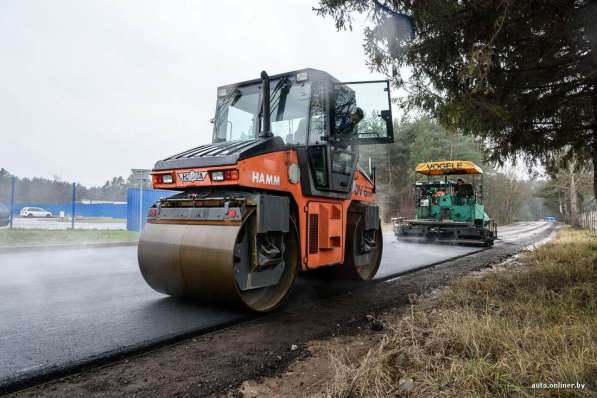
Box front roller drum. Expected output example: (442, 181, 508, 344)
(138, 217, 299, 312)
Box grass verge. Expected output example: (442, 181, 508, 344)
(0, 229, 139, 248)
(328, 228, 597, 397)
(36, 217, 126, 223)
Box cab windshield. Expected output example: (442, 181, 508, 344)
(212, 80, 311, 145)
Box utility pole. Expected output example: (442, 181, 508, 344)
(71, 182, 76, 229)
(9, 176, 15, 229)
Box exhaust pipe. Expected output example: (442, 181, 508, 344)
(259, 70, 272, 138)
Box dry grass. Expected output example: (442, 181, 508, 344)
(327, 228, 597, 397)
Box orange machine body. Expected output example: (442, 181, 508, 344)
(151, 148, 375, 272)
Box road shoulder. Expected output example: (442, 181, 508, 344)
(242, 226, 593, 398)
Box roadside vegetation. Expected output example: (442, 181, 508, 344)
(360, 118, 553, 226)
(0, 229, 139, 248)
(327, 228, 597, 397)
(0, 168, 137, 204)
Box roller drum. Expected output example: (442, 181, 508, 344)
(138, 217, 298, 312)
(138, 223, 244, 307)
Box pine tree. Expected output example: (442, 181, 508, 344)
(316, 0, 597, 198)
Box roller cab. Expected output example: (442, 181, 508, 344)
(138, 68, 394, 311)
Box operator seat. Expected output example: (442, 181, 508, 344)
(457, 184, 474, 197)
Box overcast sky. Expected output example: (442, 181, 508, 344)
(0, 0, 391, 186)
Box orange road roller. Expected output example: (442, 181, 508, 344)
(138, 68, 394, 312)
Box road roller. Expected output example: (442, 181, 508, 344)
(138, 68, 394, 312)
(393, 160, 497, 246)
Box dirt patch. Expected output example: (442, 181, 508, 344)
(7, 225, 553, 398)
(234, 335, 379, 398)
(231, 308, 417, 398)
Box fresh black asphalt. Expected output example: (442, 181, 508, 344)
(0, 222, 550, 391)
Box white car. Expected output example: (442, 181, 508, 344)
(20, 207, 52, 218)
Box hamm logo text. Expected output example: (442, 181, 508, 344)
(252, 171, 280, 186)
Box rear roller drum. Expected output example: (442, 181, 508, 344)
(343, 214, 383, 280)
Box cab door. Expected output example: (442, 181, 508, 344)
(333, 80, 394, 145)
(304, 79, 394, 196)
(328, 80, 394, 192)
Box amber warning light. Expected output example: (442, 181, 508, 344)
(210, 169, 239, 181)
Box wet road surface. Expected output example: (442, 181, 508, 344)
(0, 221, 551, 390)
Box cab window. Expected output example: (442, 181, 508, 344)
(333, 81, 393, 145)
(308, 81, 326, 145)
(307, 81, 328, 188)
(270, 82, 311, 145)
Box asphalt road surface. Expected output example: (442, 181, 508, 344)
(0, 221, 552, 390)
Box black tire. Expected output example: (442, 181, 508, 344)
(484, 233, 495, 247)
(27, 213, 33, 218)
(342, 214, 383, 281)
(236, 215, 299, 312)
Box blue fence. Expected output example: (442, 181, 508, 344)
(12, 188, 177, 231)
(127, 188, 178, 231)
(12, 202, 127, 218)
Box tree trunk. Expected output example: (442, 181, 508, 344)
(589, 0, 597, 200)
(593, 142, 597, 201)
(592, 88, 597, 200)
(569, 160, 579, 227)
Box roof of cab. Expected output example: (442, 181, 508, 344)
(415, 160, 483, 176)
(216, 68, 340, 89)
